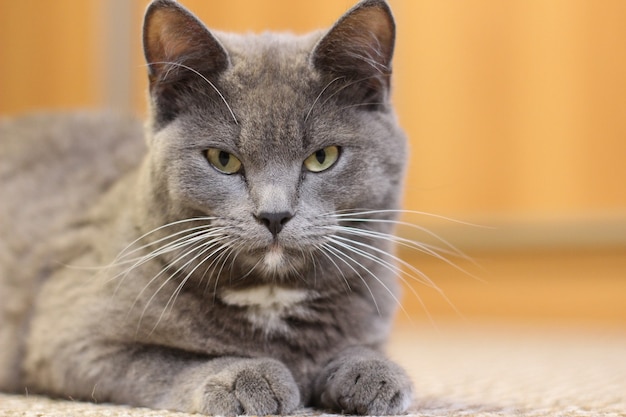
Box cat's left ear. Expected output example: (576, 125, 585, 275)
(143, 0, 229, 83)
(311, 0, 395, 104)
(143, 0, 229, 124)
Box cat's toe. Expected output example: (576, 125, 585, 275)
(201, 358, 300, 416)
(320, 358, 413, 415)
(233, 359, 301, 415)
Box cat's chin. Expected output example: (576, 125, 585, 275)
(240, 242, 308, 279)
(263, 244, 286, 271)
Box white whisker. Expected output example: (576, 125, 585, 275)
(113, 217, 217, 260)
(112, 226, 224, 271)
(114, 223, 217, 263)
(327, 225, 481, 281)
(131, 237, 208, 306)
(324, 208, 488, 228)
(315, 75, 381, 115)
(305, 76, 344, 123)
(137, 235, 230, 332)
(110, 228, 229, 297)
(210, 243, 241, 300)
(153, 240, 234, 332)
(335, 218, 466, 260)
(146, 61, 238, 125)
(321, 242, 380, 315)
(323, 208, 485, 264)
(200, 239, 235, 295)
(62, 218, 220, 273)
(328, 234, 462, 322)
(318, 243, 353, 294)
(337, 102, 386, 111)
(326, 236, 420, 319)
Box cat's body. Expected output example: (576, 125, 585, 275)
(0, 1, 413, 415)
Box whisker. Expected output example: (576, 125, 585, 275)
(309, 248, 320, 287)
(325, 237, 423, 324)
(225, 240, 247, 283)
(329, 235, 432, 288)
(326, 211, 476, 262)
(114, 223, 217, 263)
(324, 208, 488, 227)
(62, 218, 219, 272)
(146, 61, 238, 125)
(110, 228, 229, 296)
(321, 242, 380, 315)
(239, 253, 263, 282)
(138, 236, 230, 332)
(112, 226, 223, 270)
(107, 219, 218, 277)
(154, 240, 234, 332)
(329, 235, 463, 320)
(328, 225, 481, 281)
(304, 76, 344, 123)
(337, 102, 386, 112)
(318, 243, 353, 294)
(345, 51, 388, 74)
(201, 239, 236, 295)
(314, 75, 382, 117)
(210, 243, 241, 301)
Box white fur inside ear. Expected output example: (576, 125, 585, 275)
(221, 285, 316, 332)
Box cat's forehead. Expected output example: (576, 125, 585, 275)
(215, 32, 325, 157)
(216, 31, 321, 67)
(217, 31, 321, 97)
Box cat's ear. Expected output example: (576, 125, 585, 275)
(143, 0, 228, 84)
(311, 0, 396, 105)
(143, 0, 229, 123)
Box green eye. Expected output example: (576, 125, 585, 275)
(304, 146, 340, 173)
(206, 148, 242, 174)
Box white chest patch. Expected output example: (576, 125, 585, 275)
(220, 285, 316, 332)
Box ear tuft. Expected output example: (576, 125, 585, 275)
(312, 0, 396, 102)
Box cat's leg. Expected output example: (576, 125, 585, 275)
(313, 346, 413, 415)
(155, 355, 301, 415)
(26, 343, 300, 416)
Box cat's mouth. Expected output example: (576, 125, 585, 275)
(263, 243, 285, 271)
(240, 241, 307, 278)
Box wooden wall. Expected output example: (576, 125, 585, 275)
(0, 0, 105, 112)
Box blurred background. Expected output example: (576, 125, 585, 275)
(1, 0, 624, 326)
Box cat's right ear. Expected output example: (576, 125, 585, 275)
(143, 0, 229, 122)
(311, 0, 395, 107)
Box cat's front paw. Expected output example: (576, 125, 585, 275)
(317, 356, 413, 415)
(195, 358, 300, 416)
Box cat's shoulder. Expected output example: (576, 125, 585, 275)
(1, 110, 145, 180)
(0, 111, 146, 255)
(1, 111, 143, 156)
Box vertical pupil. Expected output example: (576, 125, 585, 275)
(218, 151, 230, 167)
(315, 149, 326, 164)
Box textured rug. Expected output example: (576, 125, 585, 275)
(1, 321, 624, 417)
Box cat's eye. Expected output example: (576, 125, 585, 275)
(206, 148, 242, 174)
(304, 146, 340, 173)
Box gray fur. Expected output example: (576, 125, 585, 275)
(0, 0, 412, 415)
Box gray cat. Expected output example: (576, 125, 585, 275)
(0, 0, 413, 414)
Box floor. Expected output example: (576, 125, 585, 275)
(1, 320, 625, 416)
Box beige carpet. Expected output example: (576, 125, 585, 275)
(1, 321, 624, 417)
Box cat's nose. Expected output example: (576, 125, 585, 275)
(256, 211, 293, 237)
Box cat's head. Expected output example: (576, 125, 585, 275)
(139, 0, 407, 283)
